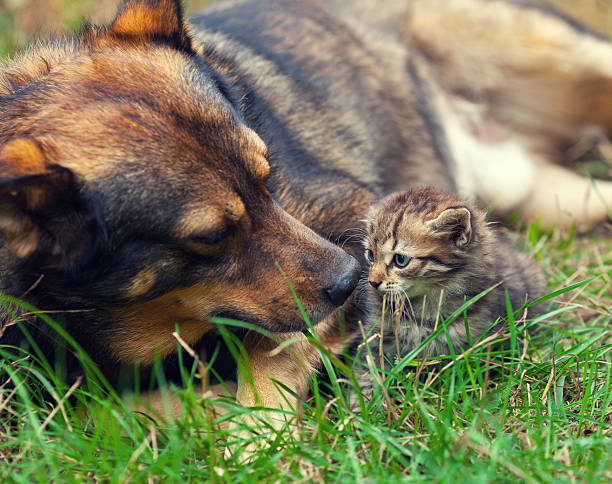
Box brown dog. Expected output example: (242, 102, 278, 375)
(1, 0, 612, 428)
(0, 0, 363, 416)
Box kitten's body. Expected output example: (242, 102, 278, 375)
(359, 187, 546, 372)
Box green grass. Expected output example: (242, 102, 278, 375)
(1, 226, 611, 483)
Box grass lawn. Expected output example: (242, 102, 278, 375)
(4, 224, 611, 483)
(1, 1, 611, 482)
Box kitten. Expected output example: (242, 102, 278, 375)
(357, 187, 546, 386)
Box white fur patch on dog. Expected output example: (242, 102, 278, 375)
(436, 93, 536, 212)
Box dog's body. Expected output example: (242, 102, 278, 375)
(1, 0, 612, 415)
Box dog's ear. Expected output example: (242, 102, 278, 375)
(425, 207, 473, 249)
(108, 0, 193, 52)
(0, 138, 104, 270)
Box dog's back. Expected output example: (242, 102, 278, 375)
(190, 0, 457, 243)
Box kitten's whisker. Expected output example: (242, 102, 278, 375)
(394, 294, 405, 361)
(339, 226, 367, 236)
(341, 234, 367, 246)
(406, 292, 418, 324)
(342, 232, 367, 242)
(380, 293, 387, 375)
(398, 288, 418, 324)
(335, 226, 368, 245)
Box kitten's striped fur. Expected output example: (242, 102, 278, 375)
(358, 187, 546, 386)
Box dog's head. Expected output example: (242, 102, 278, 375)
(0, 0, 360, 363)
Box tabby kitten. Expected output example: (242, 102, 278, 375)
(358, 187, 546, 379)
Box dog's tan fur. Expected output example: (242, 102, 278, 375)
(409, 0, 612, 229)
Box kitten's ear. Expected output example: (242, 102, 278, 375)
(425, 207, 472, 248)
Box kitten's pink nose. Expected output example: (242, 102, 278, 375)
(369, 280, 382, 289)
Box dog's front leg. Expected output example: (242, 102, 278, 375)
(237, 313, 351, 411)
(236, 330, 315, 416)
(230, 314, 352, 454)
(225, 330, 312, 457)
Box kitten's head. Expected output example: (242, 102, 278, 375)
(364, 187, 487, 297)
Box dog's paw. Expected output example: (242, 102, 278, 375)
(223, 409, 295, 460)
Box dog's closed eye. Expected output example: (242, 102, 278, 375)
(180, 225, 238, 257)
(190, 226, 235, 246)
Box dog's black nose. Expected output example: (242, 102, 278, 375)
(369, 280, 382, 289)
(324, 254, 361, 306)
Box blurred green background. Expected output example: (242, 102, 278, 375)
(2, 0, 612, 60)
(0, 0, 209, 58)
(1, 0, 612, 60)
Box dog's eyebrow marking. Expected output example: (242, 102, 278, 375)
(176, 197, 245, 239)
(0, 138, 48, 177)
(240, 125, 270, 182)
(175, 206, 227, 239)
(244, 126, 268, 155)
(252, 154, 271, 182)
(124, 268, 157, 298)
(224, 198, 246, 221)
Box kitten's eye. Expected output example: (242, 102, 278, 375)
(393, 254, 411, 268)
(366, 249, 375, 263)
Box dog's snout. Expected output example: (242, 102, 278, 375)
(323, 253, 361, 307)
